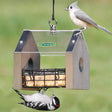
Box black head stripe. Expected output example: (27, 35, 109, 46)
(52, 96, 60, 108)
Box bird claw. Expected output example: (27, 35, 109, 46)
(75, 27, 87, 36)
(38, 88, 48, 94)
(75, 30, 82, 36)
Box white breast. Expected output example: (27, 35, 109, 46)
(69, 10, 87, 28)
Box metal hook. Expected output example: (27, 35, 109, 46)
(49, 0, 57, 34)
(49, 18, 57, 34)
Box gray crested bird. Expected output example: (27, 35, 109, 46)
(13, 89, 60, 111)
(66, 1, 112, 35)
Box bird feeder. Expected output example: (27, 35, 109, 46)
(13, 30, 90, 90)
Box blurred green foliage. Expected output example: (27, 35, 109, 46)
(0, 0, 112, 112)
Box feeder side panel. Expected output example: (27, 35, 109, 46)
(13, 53, 22, 89)
(21, 31, 40, 70)
(81, 34, 90, 89)
(72, 33, 90, 89)
(66, 52, 73, 89)
(82, 34, 90, 89)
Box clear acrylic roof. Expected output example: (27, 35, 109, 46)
(15, 30, 79, 69)
(31, 30, 74, 53)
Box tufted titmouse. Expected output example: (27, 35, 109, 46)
(66, 1, 112, 35)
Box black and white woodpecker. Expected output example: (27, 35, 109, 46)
(13, 89, 60, 111)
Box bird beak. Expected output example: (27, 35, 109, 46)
(65, 7, 69, 11)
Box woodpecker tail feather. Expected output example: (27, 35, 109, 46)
(97, 25, 112, 35)
(13, 89, 22, 97)
(18, 102, 24, 105)
(13, 89, 24, 100)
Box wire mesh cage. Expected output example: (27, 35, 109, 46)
(22, 68, 66, 88)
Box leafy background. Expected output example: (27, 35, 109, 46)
(0, 0, 112, 112)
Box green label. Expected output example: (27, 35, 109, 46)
(38, 42, 56, 47)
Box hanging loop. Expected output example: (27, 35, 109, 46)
(49, 0, 57, 34)
(49, 18, 57, 34)
(49, 18, 57, 27)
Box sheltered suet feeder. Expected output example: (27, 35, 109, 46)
(13, 30, 90, 90)
(13, 0, 90, 91)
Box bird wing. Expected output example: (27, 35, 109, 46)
(23, 93, 51, 104)
(75, 10, 98, 28)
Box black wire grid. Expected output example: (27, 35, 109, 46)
(22, 68, 66, 88)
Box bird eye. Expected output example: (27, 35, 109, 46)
(70, 6, 72, 9)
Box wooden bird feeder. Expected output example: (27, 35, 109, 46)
(13, 30, 90, 90)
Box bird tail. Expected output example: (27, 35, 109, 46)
(97, 25, 112, 35)
(13, 88, 24, 100)
(18, 102, 24, 105)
